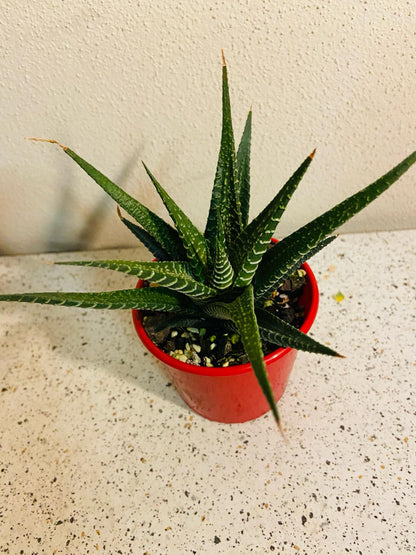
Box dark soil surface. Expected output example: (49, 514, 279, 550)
(142, 269, 307, 368)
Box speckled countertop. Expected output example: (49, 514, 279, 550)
(0, 229, 415, 554)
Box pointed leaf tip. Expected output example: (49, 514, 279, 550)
(277, 419, 287, 439)
(221, 49, 226, 66)
(309, 148, 317, 160)
(27, 137, 68, 151)
(116, 205, 122, 219)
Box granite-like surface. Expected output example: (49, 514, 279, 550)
(0, 230, 415, 554)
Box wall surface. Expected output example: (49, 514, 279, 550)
(1, 0, 415, 255)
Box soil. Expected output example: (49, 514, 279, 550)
(142, 268, 307, 368)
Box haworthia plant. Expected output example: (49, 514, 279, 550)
(2, 56, 415, 428)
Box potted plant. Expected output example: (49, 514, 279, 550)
(1, 54, 415, 428)
(131, 245, 320, 424)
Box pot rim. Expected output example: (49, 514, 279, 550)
(132, 259, 319, 377)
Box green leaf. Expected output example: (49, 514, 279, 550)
(58, 260, 217, 299)
(256, 308, 342, 357)
(205, 56, 242, 248)
(58, 143, 185, 260)
(117, 207, 172, 261)
(0, 287, 194, 311)
(232, 150, 316, 287)
(211, 242, 234, 291)
(237, 109, 252, 227)
(224, 286, 280, 426)
(142, 163, 210, 281)
(210, 212, 234, 290)
(255, 149, 416, 299)
(254, 236, 337, 301)
(255, 151, 416, 298)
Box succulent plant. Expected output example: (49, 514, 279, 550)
(1, 55, 415, 427)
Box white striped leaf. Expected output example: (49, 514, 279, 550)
(58, 260, 217, 299)
(254, 236, 336, 302)
(117, 208, 172, 261)
(211, 240, 234, 290)
(256, 309, 342, 357)
(254, 149, 416, 300)
(61, 146, 186, 260)
(0, 287, 194, 311)
(237, 109, 252, 227)
(210, 212, 234, 290)
(142, 163, 210, 281)
(205, 57, 242, 249)
(232, 150, 315, 287)
(210, 285, 280, 427)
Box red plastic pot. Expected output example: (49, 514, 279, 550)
(132, 255, 319, 423)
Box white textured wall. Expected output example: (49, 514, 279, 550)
(1, 0, 415, 255)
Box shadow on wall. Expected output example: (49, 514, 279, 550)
(0, 143, 176, 256)
(45, 148, 143, 254)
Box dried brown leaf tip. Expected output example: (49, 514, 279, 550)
(221, 49, 226, 66)
(27, 138, 68, 151)
(309, 148, 317, 160)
